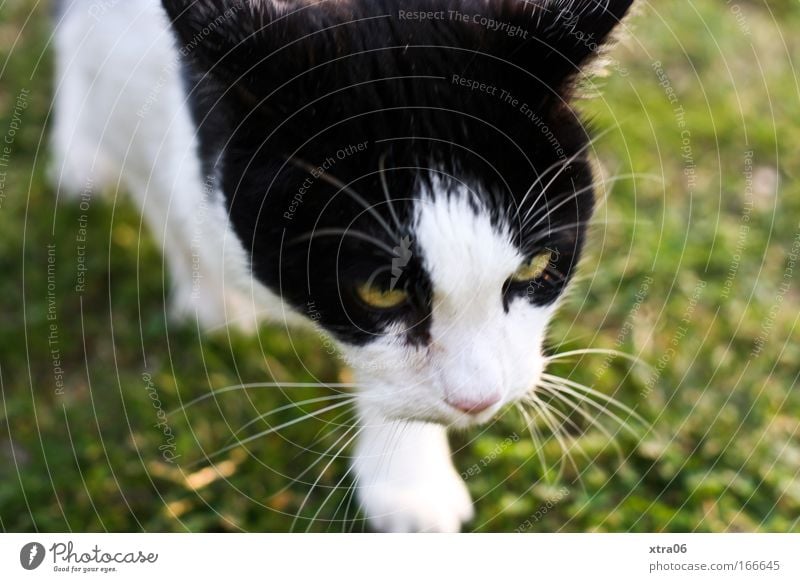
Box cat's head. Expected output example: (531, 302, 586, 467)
(163, 0, 633, 427)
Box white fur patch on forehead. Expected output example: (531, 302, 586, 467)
(413, 178, 522, 305)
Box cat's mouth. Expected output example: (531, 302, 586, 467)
(444, 407, 503, 430)
(441, 397, 504, 428)
(381, 399, 505, 429)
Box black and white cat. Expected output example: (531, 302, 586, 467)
(52, 0, 634, 532)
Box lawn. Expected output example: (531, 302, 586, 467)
(1, 0, 798, 532)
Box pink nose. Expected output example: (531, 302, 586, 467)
(446, 394, 501, 414)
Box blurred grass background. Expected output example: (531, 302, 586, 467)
(1, 0, 798, 532)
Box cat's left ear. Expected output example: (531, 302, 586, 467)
(499, 0, 635, 90)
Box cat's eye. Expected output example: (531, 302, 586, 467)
(510, 250, 553, 283)
(355, 283, 409, 310)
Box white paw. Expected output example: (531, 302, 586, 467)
(359, 472, 474, 533)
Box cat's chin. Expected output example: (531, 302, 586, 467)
(445, 411, 502, 431)
(386, 405, 504, 431)
(438, 404, 504, 430)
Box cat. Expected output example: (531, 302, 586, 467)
(51, 0, 634, 532)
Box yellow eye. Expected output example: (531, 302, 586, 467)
(511, 251, 552, 283)
(355, 284, 409, 310)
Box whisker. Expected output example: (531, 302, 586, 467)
(289, 422, 358, 532)
(541, 373, 649, 428)
(539, 393, 588, 462)
(536, 383, 625, 463)
(287, 157, 397, 240)
(545, 348, 647, 368)
(516, 403, 550, 479)
(329, 469, 360, 532)
(342, 474, 364, 532)
(522, 172, 661, 247)
(525, 395, 578, 481)
(516, 125, 618, 221)
(228, 393, 354, 443)
(190, 398, 356, 468)
(540, 379, 636, 432)
(539, 379, 642, 440)
(522, 180, 595, 231)
(522, 171, 652, 233)
(533, 395, 599, 482)
(306, 405, 359, 451)
(530, 393, 584, 437)
(267, 408, 358, 501)
(523, 218, 640, 248)
(521, 185, 591, 234)
(304, 434, 362, 533)
(289, 227, 397, 257)
(378, 152, 403, 232)
(171, 382, 357, 415)
(293, 423, 364, 532)
(516, 154, 584, 230)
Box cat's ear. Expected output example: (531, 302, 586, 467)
(501, 0, 634, 89)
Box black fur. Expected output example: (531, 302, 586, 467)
(161, 0, 633, 345)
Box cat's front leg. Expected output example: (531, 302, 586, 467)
(353, 411, 474, 532)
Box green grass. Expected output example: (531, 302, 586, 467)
(1, 0, 799, 532)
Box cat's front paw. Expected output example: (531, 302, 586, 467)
(359, 472, 474, 533)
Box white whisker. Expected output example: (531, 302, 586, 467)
(288, 156, 397, 239)
(545, 348, 647, 368)
(378, 152, 403, 232)
(290, 227, 397, 257)
(522, 180, 594, 231)
(229, 393, 355, 442)
(304, 436, 362, 533)
(516, 125, 618, 221)
(531, 393, 584, 437)
(305, 405, 359, 450)
(289, 421, 359, 532)
(523, 171, 654, 233)
(541, 373, 649, 429)
(191, 398, 356, 467)
(516, 403, 551, 479)
(525, 395, 579, 481)
(536, 383, 625, 462)
(331, 470, 360, 532)
(293, 423, 364, 532)
(539, 379, 643, 440)
(267, 408, 359, 501)
(172, 382, 356, 415)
